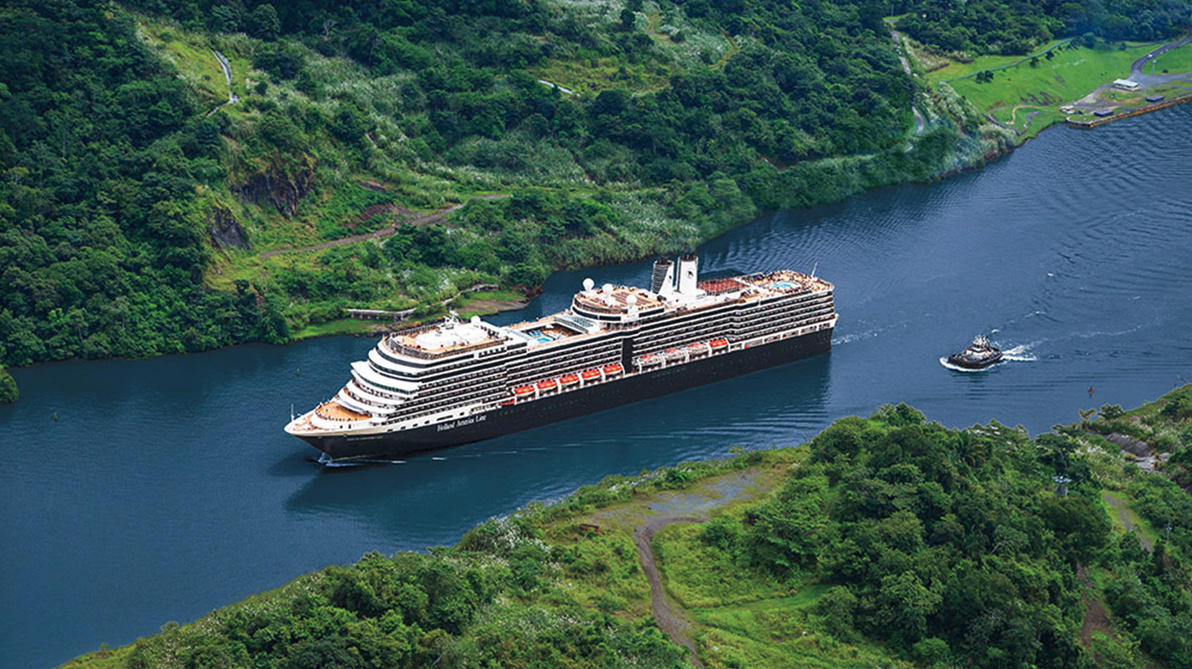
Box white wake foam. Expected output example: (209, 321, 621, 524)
(999, 342, 1039, 362)
(939, 357, 998, 372)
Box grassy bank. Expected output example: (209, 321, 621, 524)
(937, 42, 1160, 135)
(64, 387, 1192, 668)
(1143, 41, 1192, 74)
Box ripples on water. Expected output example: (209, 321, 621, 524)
(3, 106, 1192, 669)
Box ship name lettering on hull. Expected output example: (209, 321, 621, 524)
(437, 414, 487, 432)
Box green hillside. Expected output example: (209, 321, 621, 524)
(1, 0, 1001, 370)
(3, 0, 1186, 370)
(65, 388, 1192, 668)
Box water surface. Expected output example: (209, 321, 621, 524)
(3, 104, 1191, 668)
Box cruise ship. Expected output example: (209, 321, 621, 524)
(284, 255, 836, 461)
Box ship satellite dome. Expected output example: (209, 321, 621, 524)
(602, 283, 614, 294)
(471, 315, 481, 324)
(626, 294, 637, 305)
(583, 278, 595, 291)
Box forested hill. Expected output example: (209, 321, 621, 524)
(0, 0, 981, 369)
(897, 0, 1191, 55)
(66, 388, 1192, 668)
(2, 0, 1186, 371)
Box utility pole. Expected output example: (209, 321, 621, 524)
(1052, 475, 1071, 497)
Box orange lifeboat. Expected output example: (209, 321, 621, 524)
(581, 369, 601, 380)
(710, 338, 729, 349)
(560, 374, 580, 386)
(501, 400, 514, 406)
(603, 363, 623, 375)
(513, 385, 535, 396)
(537, 379, 558, 390)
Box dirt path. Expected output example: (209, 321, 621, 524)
(584, 469, 779, 667)
(889, 29, 925, 136)
(1104, 492, 1153, 550)
(1077, 564, 1113, 651)
(1007, 104, 1049, 125)
(259, 194, 507, 260)
(634, 517, 707, 668)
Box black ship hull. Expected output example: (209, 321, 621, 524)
(946, 352, 1003, 369)
(296, 327, 834, 461)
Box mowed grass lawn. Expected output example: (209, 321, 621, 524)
(947, 43, 1157, 111)
(926, 39, 1070, 82)
(1144, 41, 1192, 74)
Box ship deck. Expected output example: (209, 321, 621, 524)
(571, 286, 662, 315)
(316, 400, 371, 422)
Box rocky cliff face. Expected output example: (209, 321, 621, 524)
(207, 204, 250, 251)
(236, 157, 315, 218)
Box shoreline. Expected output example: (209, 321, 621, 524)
(17, 64, 1188, 381)
(1064, 89, 1192, 127)
(0, 129, 1031, 387)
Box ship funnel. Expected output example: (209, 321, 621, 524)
(650, 258, 674, 296)
(677, 254, 699, 298)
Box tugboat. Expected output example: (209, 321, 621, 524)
(947, 335, 1003, 369)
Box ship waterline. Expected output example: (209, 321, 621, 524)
(285, 255, 837, 460)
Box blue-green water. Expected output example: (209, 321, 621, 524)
(4, 105, 1192, 668)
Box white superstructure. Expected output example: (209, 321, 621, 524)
(285, 255, 837, 441)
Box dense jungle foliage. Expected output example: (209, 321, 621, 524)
(1, 0, 974, 370)
(68, 389, 1192, 668)
(897, 0, 1192, 55)
(4, 0, 1186, 370)
(0, 365, 18, 403)
(0, 1, 291, 366)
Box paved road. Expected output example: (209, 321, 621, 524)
(213, 50, 238, 104)
(1127, 31, 1192, 87)
(538, 79, 576, 96)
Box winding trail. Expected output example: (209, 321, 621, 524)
(889, 28, 925, 135)
(1103, 491, 1153, 550)
(259, 194, 507, 260)
(583, 468, 779, 667)
(633, 516, 707, 668)
(1007, 104, 1049, 126)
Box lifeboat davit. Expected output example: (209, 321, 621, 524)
(581, 369, 601, 380)
(710, 339, 729, 349)
(537, 379, 558, 390)
(560, 374, 580, 386)
(513, 385, 535, 396)
(603, 363, 623, 375)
